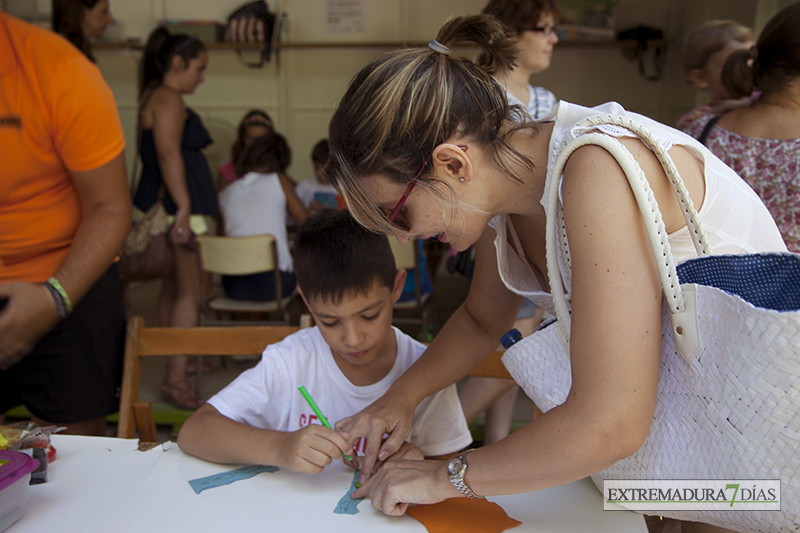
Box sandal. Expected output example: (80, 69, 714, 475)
(185, 359, 220, 376)
(161, 381, 204, 410)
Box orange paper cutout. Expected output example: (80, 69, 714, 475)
(407, 498, 521, 533)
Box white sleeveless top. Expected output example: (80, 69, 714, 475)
(489, 101, 787, 314)
(218, 171, 294, 272)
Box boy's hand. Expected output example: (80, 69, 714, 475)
(278, 425, 355, 473)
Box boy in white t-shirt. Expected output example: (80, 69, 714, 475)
(178, 209, 472, 473)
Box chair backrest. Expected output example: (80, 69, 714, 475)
(197, 234, 279, 276)
(390, 237, 424, 301)
(389, 238, 417, 271)
(118, 315, 300, 439)
(468, 350, 512, 379)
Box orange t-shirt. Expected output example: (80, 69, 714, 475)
(0, 13, 125, 283)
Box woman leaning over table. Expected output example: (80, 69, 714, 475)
(327, 14, 786, 533)
(132, 28, 218, 409)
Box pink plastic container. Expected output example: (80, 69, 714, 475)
(0, 450, 38, 532)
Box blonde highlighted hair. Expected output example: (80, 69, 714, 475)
(327, 14, 536, 236)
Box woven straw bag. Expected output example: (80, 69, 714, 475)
(123, 200, 169, 256)
(501, 114, 800, 531)
(119, 190, 173, 279)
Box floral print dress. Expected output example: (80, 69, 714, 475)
(683, 114, 800, 252)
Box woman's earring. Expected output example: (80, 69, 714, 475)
(459, 177, 465, 182)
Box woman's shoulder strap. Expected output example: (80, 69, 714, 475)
(696, 115, 722, 147)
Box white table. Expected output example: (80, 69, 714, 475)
(14, 435, 646, 532)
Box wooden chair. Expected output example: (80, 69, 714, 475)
(467, 349, 511, 379)
(118, 315, 305, 441)
(197, 234, 297, 326)
(390, 237, 437, 339)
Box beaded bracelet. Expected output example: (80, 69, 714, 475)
(46, 277, 73, 315)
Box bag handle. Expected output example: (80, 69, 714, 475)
(546, 114, 710, 361)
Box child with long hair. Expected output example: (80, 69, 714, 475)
(218, 132, 308, 301)
(217, 109, 275, 186)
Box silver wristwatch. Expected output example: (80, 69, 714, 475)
(447, 449, 484, 499)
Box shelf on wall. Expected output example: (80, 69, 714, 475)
(94, 41, 264, 50)
(94, 38, 664, 52)
(277, 38, 662, 50)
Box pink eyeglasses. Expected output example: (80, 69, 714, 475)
(385, 145, 467, 231)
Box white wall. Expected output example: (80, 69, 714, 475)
(73, 0, 767, 183)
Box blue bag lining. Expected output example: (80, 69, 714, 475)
(676, 253, 800, 312)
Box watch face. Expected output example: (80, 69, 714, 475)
(448, 456, 464, 475)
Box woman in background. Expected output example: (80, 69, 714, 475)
(482, 0, 559, 120)
(676, 19, 755, 132)
(683, 3, 800, 253)
(133, 28, 218, 409)
(52, 0, 114, 62)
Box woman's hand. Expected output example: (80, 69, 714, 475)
(335, 393, 417, 484)
(170, 210, 192, 246)
(369, 440, 425, 473)
(350, 458, 458, 516)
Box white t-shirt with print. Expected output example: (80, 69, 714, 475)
(208, 326, 473, 457)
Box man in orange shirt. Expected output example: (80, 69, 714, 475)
(0, 12, 131, 436)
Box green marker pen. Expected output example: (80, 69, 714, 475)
(298, 385, 353, 462)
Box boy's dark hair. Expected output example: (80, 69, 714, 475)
(311, 138, 330, 165)
(235, 132, 291, 177)
(292, 209, 397, 304)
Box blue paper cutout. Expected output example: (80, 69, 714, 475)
(334, 469, 364, 515)
(189, 464, 279, 494)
